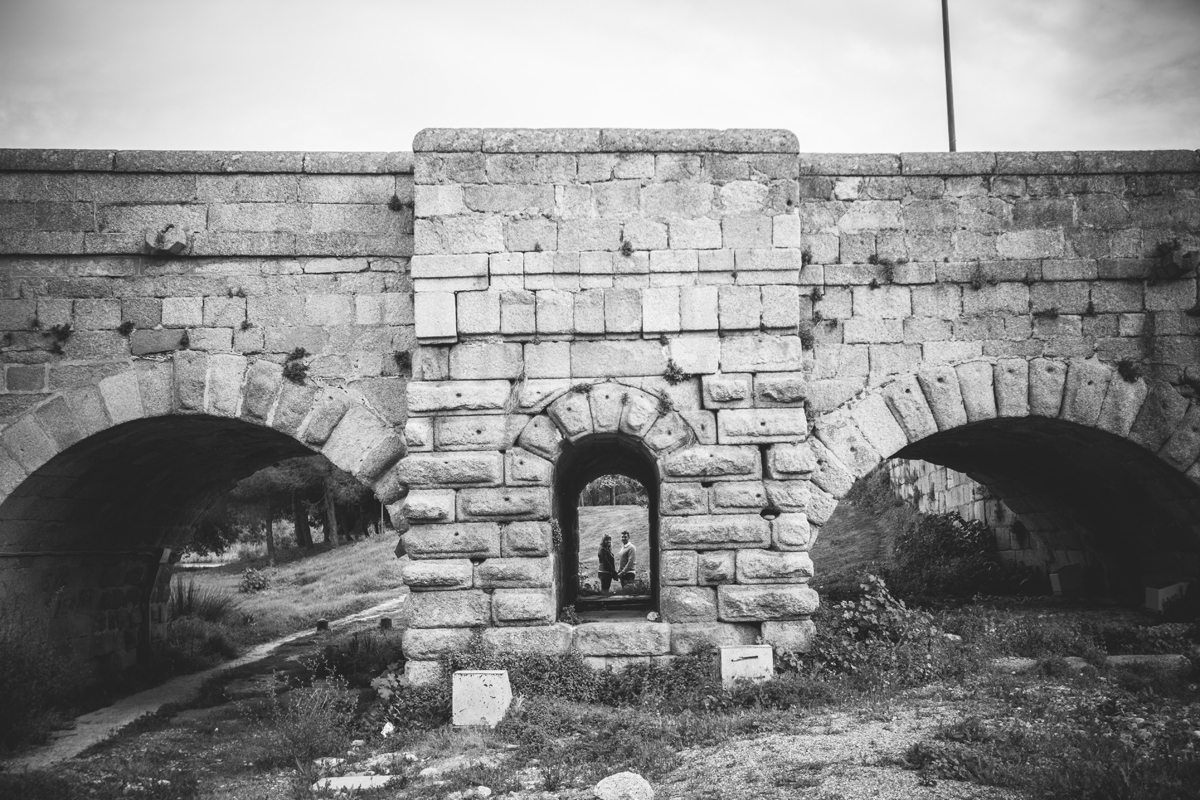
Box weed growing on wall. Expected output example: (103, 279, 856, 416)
(46, 323, 72, 355)
(1117, 359, 1142, 382)
(282, 348, 308, 384)
(1148, 239, 1198, 284)
(662, 359, 688, 385)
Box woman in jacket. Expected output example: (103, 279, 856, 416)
(597, 534, 616, 594)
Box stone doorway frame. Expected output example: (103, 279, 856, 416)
(553, 432, 662, 616)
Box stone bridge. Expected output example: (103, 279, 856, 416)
(1, 130, 1198, 682)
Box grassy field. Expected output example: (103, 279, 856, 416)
(576, 505, 650, 590)
(176, 534, 407, 649)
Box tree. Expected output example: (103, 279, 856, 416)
(184, 455, 379, 556)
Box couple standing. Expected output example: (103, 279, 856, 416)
(598, 531, 635, 592)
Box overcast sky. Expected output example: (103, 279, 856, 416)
(0, 0, 1197, 154)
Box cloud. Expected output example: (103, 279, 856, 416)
(0, 0, 1195, 151)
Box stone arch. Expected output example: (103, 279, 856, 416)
(0, 351, 408, 678)
(514, 380, 699, 617)
(811, 356, 1200, 593)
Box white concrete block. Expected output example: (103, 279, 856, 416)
(1145, 582, 1188, 612)
(720, 645, 774, 687)
(452, 670, 513, 728)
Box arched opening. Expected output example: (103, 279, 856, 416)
(816, 416, 1200, 601)
(0, 415, 320, 678)
(553, 433, 660, 618)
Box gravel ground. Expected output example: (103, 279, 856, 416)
(655, 699, 1021, 800)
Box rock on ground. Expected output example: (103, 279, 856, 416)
(593, 771, 653, 800)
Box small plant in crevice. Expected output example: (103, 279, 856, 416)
(387, 193, 404, 212)
(393, 351, 412, 375)
(559, 604, 581, 626)
(656, 392, 674, 415)
(1032, 307, 1060, 321)
(869, 278, 881, 290)
(969, 262, 986, 291)
(662, 359, 688, 386)
(226, 286, 247, 299)
(282, 347, 309, 384)
(570, 382, 593, 395)
(179, 330, 191, 350)
(239, 319, 254, 331)
(658, 333, 670, 346)
(1117, 359, 1141, 383)
(801, 248, 813, 266)
(810, 286, 824, 302)
(1148, 238, 1198, 284)
(533, 242, 543, 253)
(798, 324, 815, 350)
(619, 239, 634, 258)
(45, 323, 72, 355)
(117, 320, 136, 337)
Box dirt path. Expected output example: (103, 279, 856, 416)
(7, 596, 407, 771)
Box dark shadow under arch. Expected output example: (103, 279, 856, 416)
(553, 433, 661, 615)
(0, 415, 315, 675)
(893, 416, 1200, 596)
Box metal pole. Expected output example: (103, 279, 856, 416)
(942, 0, 957, 151)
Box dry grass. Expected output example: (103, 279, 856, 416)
(180, 535, 405, 648)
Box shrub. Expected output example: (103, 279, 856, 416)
(152, 618, 238, 676)
(239, 567, 270, 594)
(379, 679, 452, 730)
(782, 574, 980, 688)
(886, 512, 1008, 599)
(262, 672, 356, 771)
(314, 631, 405, 688)
(169, 578, 240, 623)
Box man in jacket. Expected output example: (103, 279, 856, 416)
(617, 530, 636, 590)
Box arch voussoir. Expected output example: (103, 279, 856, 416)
(1029, 357, 1068, 418)
(916, 365, 969, 431)
(954, 360, 997, 423)
(1061, 359, 1113, 427)
(881, 374, 937, 443)
(813, 410, 883, 479)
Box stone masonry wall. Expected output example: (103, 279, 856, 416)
(399, 130, 1200, 679)
(2, 134, 1199, 681)
(0, 149, 415, 676)
(400, 130, 820, 681)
